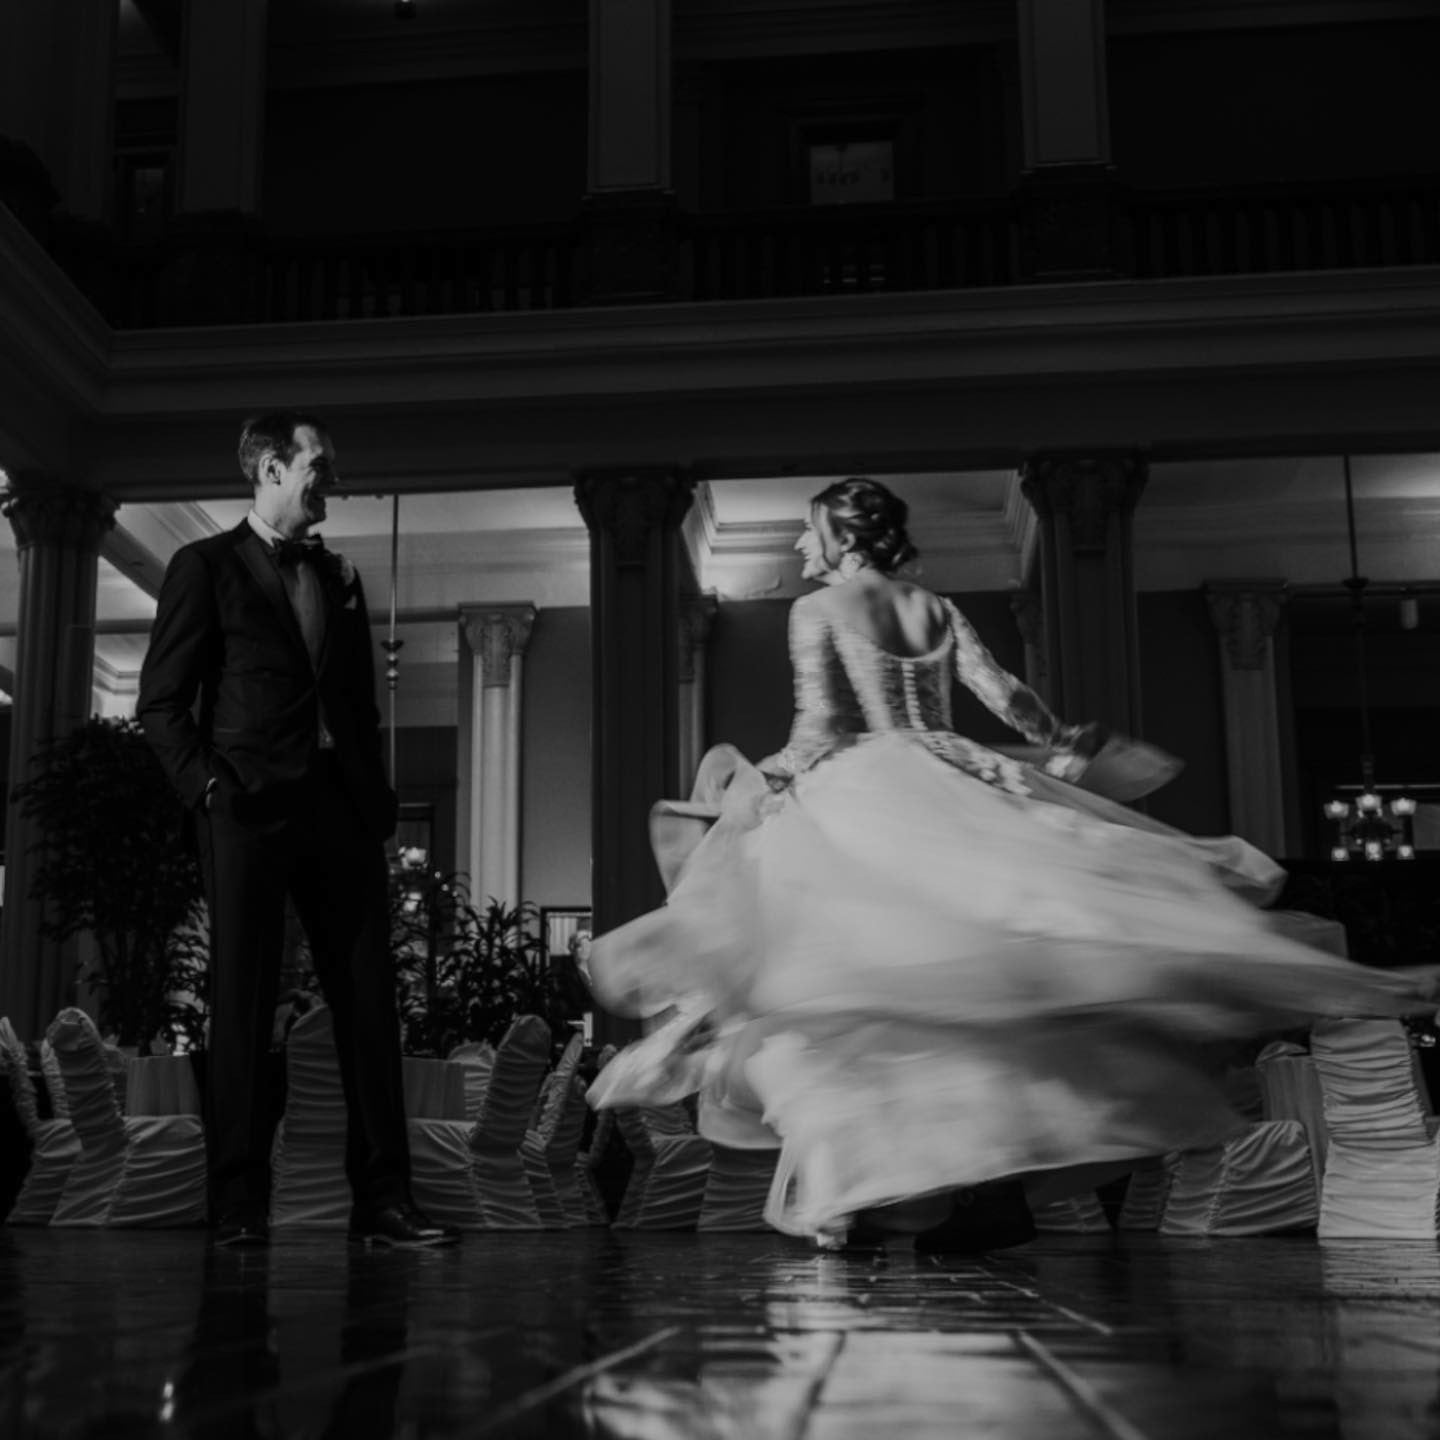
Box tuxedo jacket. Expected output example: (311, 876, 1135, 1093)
(137, 521, 398, 842)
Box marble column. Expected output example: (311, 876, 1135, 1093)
(677, 594, 717, 793)
(177, 0, 268, 218)
(1020, 453, 1146, 735)
(575, 468, 694, 1039)
(584, 0, 676, 301)
(0, 0, 117, 225)
(457, 605, 537, 911)
(1015, 0, 1119, 278)
(0, 479, 116, 1039)
(1205, 581, 1290, 855)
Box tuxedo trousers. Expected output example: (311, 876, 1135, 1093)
(197, 753, 409, 1219)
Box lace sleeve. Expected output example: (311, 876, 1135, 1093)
(943, 597, 1068, 746)
(762, 600, 839, 777)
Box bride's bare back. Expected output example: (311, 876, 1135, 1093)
(808, 573, 950, 658)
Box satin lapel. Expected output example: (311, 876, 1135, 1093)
(235, 526, 309, 659)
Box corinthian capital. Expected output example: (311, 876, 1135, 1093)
(460, 603, 538, 689)
(574, 468, 694, 568)
(1019, 453, 1146, 553)
(1205, 582, 1287, 671)
(2, 475, 116, 552)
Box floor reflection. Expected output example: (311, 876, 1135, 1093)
(1, 1231, 1439, 1439)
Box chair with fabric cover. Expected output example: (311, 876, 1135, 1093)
(45, 1008, 205, 1227)
(1255, 1039, 1329, 1186)
(1116, 1156, 1179, 1231)
(270, 1005, 350, 1228)
(520, 1032, 589, 1227)
(38, 1039, 71, 1122)
(404, 1052, 484, 1230)
(1, 1017, 81, 1225)
(447, 1041, 496, 1122)
(1030, 1191, 1112, 1233)
(468, 1014, 550, 1227)
(575, 1046, 617, 1226)
(1310, 1017, 1440, 1238)
(698, 1145, 779, 1232)
(612, 1102, 713, 1230)
(1160, 1118, 1317, 1236)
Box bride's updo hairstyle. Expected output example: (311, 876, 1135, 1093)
(811, 477, 919, 575)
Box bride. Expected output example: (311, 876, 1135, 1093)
(584, 476, 1435, 1249)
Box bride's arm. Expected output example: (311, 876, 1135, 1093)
(758, 598, 838, 781)
(943, 597, 1091, 749)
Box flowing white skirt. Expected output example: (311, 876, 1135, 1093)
(586, 736, 1435, 1238)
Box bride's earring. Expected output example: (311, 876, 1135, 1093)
(837, 552, 865, 581)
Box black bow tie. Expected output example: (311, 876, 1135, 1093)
(272, 535, 325, 567)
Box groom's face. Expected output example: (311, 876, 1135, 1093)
(264, 425, 337, 535)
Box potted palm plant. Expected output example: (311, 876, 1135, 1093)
(15, 716, 208, 1054)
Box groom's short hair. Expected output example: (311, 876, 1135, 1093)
(238, 410, 329, 487)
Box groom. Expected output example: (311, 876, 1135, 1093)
(138, 411, 456, 1249)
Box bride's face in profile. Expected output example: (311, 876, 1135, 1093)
(795, 506, 848, 583)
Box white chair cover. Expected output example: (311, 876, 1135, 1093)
(1255, 1040, 1329, 1184)
(402, 1057, 468, 1120)
(270, 1005, 350, 1228)
(1, 1017, 81, 1225)
(446, 1041, 496, 1122)
(468, 1014, 550, 1228)
(613, 1103, 713, 1230)
(46, 1008, 205, 1227)
(520, 1032, 589, 1228)
(1311, 1018, 1440, 1238)
(576, 1046, 618, 1226)
(698, 1145, 779, 1232)
(408, 1116, 484, 1229)
(1116, 1155, 1178, 1231)
(1161, 1119, 1317, 1236)
(1031, 1191, 1111, 1233)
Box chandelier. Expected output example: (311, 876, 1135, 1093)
(1323, 455, 1416, 863)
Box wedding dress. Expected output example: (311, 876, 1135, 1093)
(586, 589, 1434, 1239)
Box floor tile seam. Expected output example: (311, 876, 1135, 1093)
(1013, 1330, 1156, 1440)
(469, 1324, 683, 1437)
(978, 1272, 1118, 1337)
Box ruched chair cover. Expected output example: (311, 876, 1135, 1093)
(270, 1005, 351, 1228)
(1030, 1191, 1112, 1233)
(1, 1017, 81, 1225)
(520, 1032, 590, 1227)
(447, 1041, 496, 1122)
(468, 1014, 550, 1228)
(576, 1045, 617, 1226)
(45, 1009, 205, 1227)
(1310, 1018, 1440, 1239)
(1116, 1155, 1179, 1231)
(1255, 1039, 1329, 1185)
(1160, 1118, 1317, 1236)
(612, 1102, 713, 1231)
(698, 1146, 779, 1232)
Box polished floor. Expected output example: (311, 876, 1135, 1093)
(3, 1228, 1439, 1439)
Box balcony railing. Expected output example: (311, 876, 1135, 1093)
(69, 174, 1440, 329)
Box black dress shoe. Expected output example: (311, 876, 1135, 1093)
(913, 1181, 1037, 1255)
(348, 1203, 460, 1249)
(213, 1213, 270, 1248)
